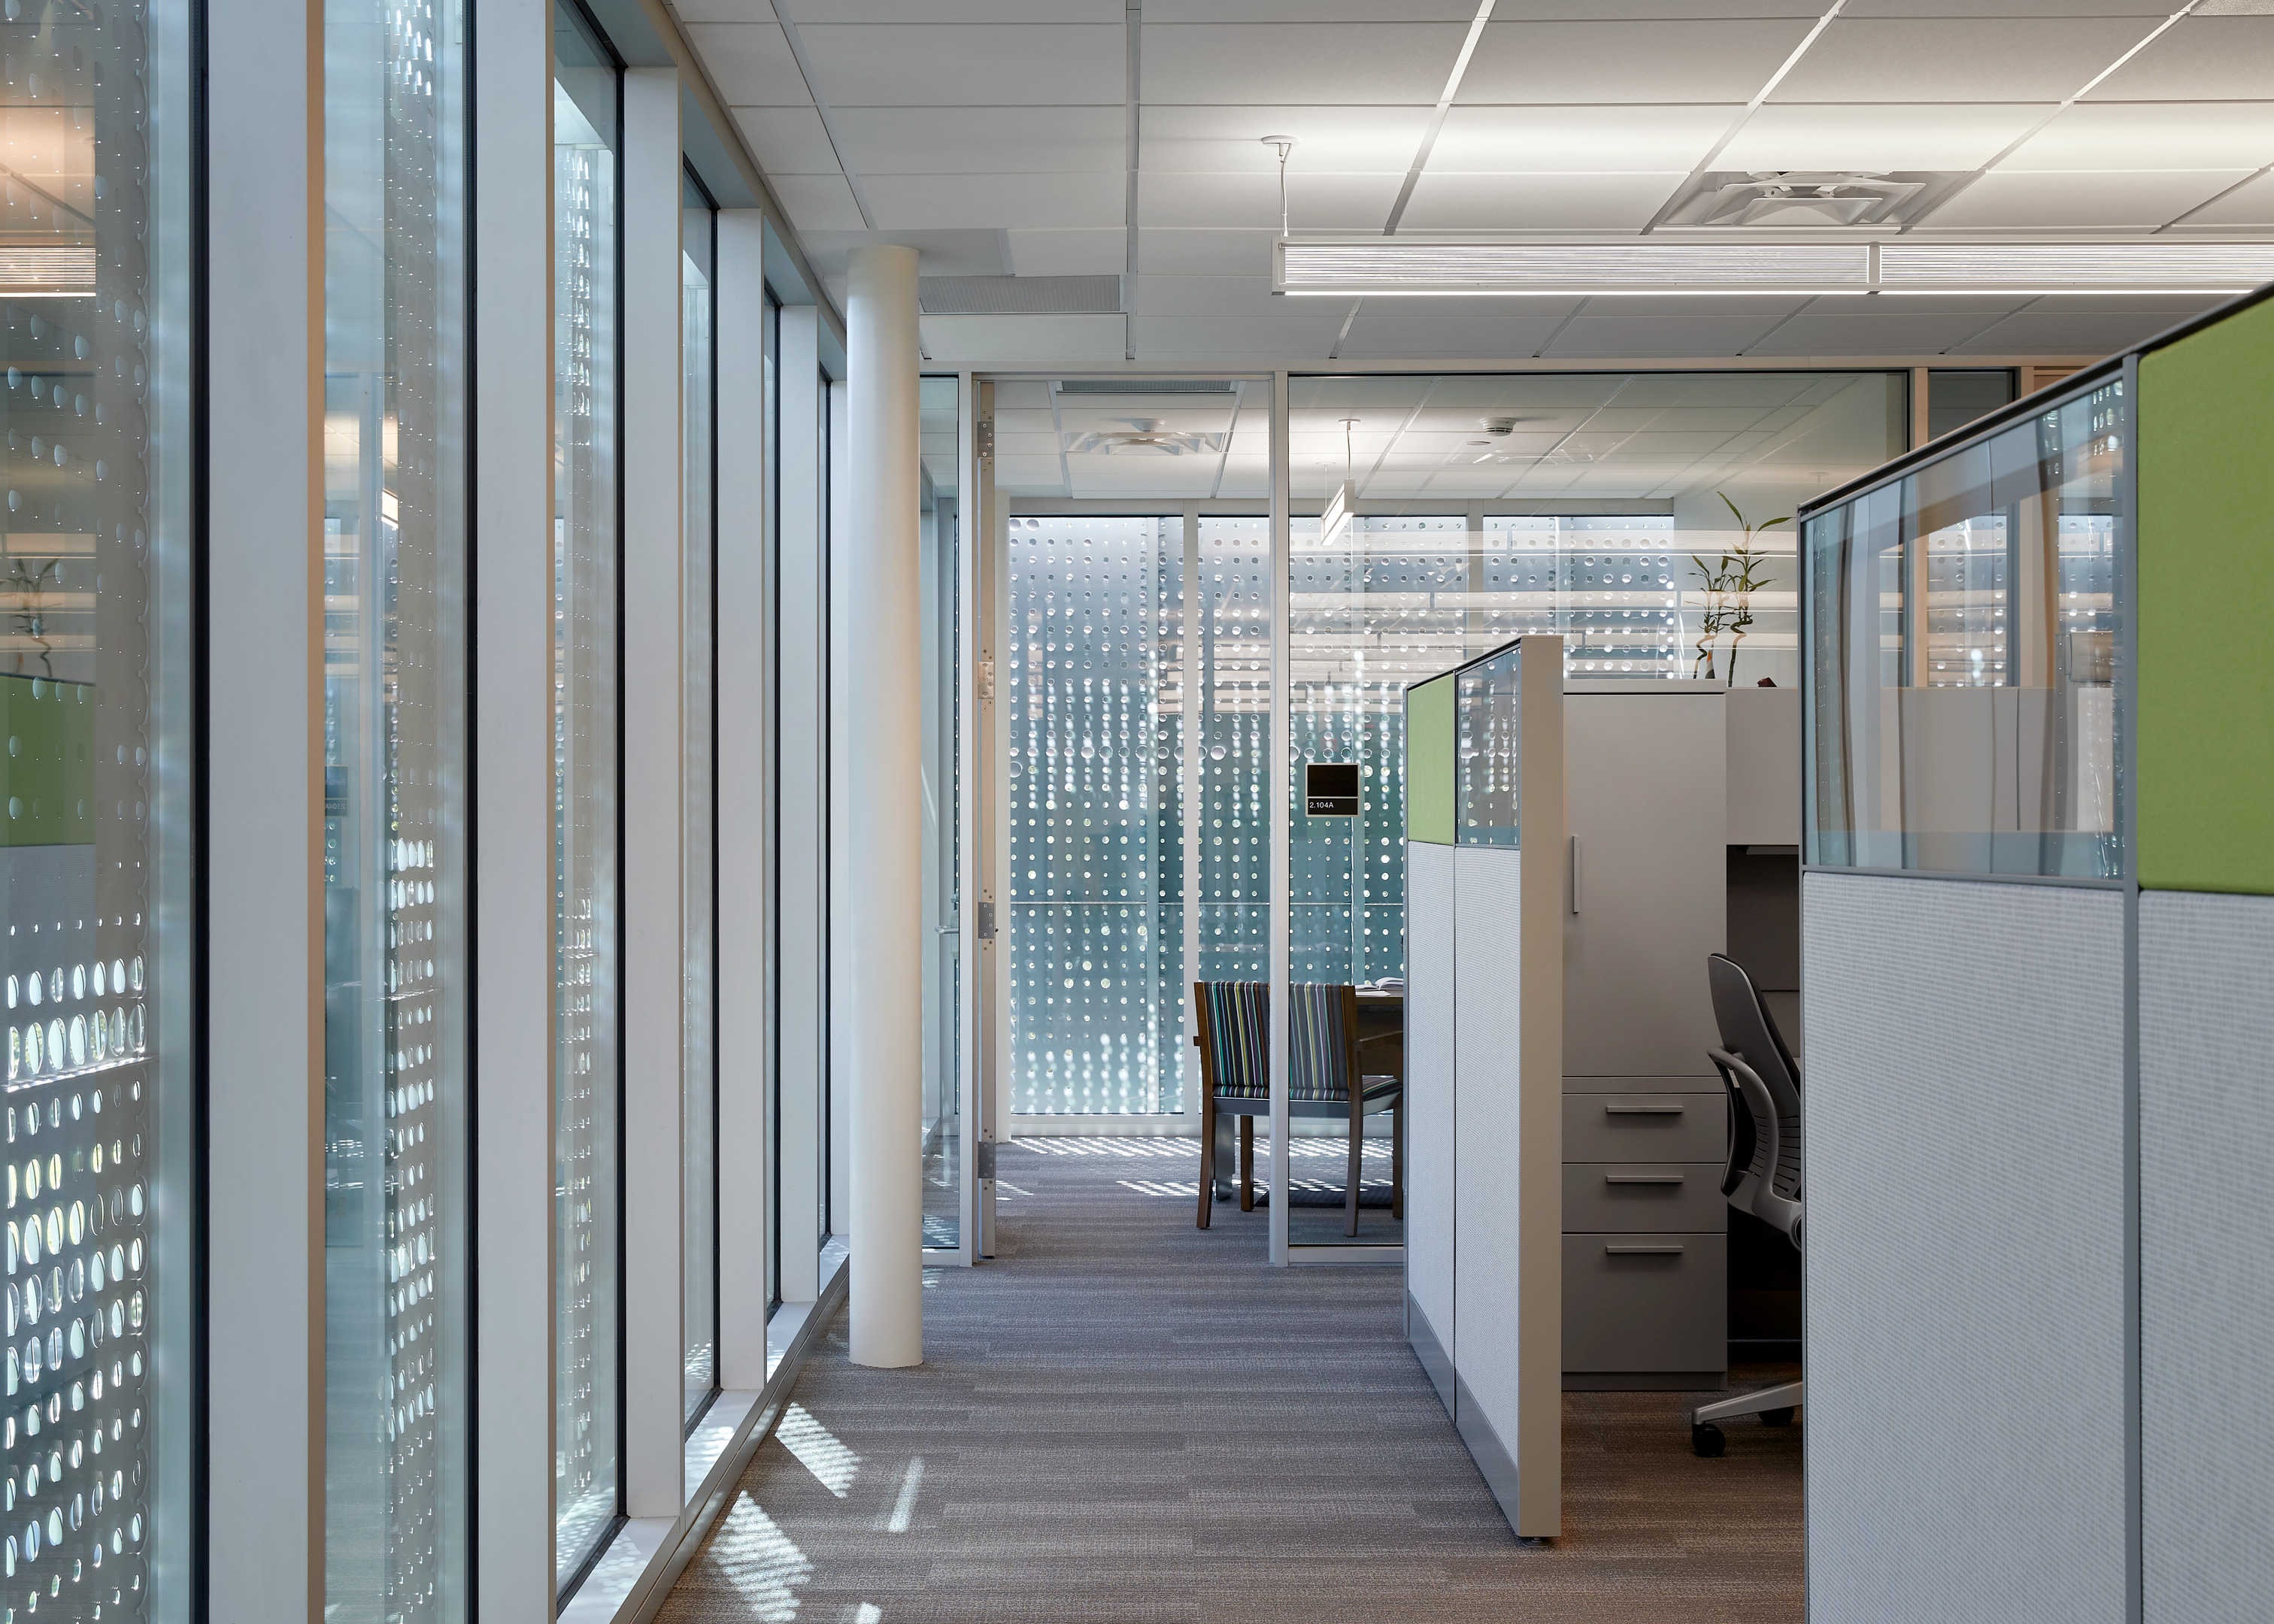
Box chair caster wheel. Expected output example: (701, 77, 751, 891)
(1691, 1423, 1726, 1458)
(1760, 1407, 1795, 1427)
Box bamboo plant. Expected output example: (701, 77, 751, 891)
(1690, 492, 1789, 685)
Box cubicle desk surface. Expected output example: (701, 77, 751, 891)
(655, 1139, 1803, 1624)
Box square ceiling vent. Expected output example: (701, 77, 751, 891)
(1662, 171, 1960, 229)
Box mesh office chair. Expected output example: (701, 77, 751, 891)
(1691, 952, 1804, 1457)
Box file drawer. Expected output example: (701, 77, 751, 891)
(1563, 1091, 1725, 1162)
(1562, 1162, 1727, 1234)
(1563, 1232, 1729, 1373)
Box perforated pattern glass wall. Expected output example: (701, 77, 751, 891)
(551, 2, 621, 1585)
(1196, 518, 1269, 995)
(322, 0, 469, 1613)
(1006, 518, 1184, 1116)
(0, 1, 190, 1614)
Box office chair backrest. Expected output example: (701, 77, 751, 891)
(1707, 953, 1803, 1207)
(1196, 982, 1364, 1102)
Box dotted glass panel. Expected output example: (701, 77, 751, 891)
(1196, 520, 1270, 986)
(321, 0, 469, 1616)
(551, 4, 622, 1586)
(0, 1, 184, 1616)
(1008, 518, 1184, 1114)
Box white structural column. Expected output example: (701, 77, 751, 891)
(844, 244, 925, 1366)
(472, 0, 559, 1610)
(620, 65, 687, 1516)
(715, 206, 772, 1386)
(206, 0, 322, 1611)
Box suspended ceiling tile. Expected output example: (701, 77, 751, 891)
(2084, 16, 2274, 102)
(2177, 170, 2274, 227)
(1543, 314, 1796, 357)
(1999, 102, 2274, 171)
(1460, 20, 1818, 105)
(1146, 1, 1481, 17)
(1919, 167, 2254, 229)
(1942, 311, 2190, 356)
(796, 23, 1126, 108)
(1009, 228, 1129, 276)
(992, 456, 1070, 493)
(1769, 17, 2164, 102)
(785, 2, 1121, 19)
(1140, 23, 1475, 105)
(1741, 312, 2014, 354)
(1776, 0, 2152, 11)
(1428, 105, 1736, 173)
(1128, 314, 1348, 358)
(1718, 102, 2051, 172)
(729, 105, 839, 174)
(1126, 274, 1299, 319)
(1134, 228, 1277, 276)
(921, 313, 1129, 364)
(1332, 314, 1577, 359)
(672, 0, 776, 22)
(832, 107, 1126, 174)
(1397, 171, 1686, 230)
(682, 23, 810, 105)
(1492, 1, 1828, 15)
(1138, 105, 1436, 173)
(865, 171, 1127, 231)
(1138, 170, 1405, 230)
(769, 172, 867, 232)
(799, 227, 1011, 277)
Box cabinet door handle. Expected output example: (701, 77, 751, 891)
(1605, 1244, 1686, 1256)
(1603, 1104, 1684, 1115)
(1604, 1173, 1684, 1185)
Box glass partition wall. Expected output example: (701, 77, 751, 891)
(0, 0, 193, 1613)
(681, 171, 717, 1426)
(322, 0, 471, 1613)
(919, 377, 961, 1250)
(551, 1, 622, 1587)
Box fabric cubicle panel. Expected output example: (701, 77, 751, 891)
(2139, 891, 2274, 1624)
(1803, 871, 2125, 1624)
(1404, 837, 1457, 1411)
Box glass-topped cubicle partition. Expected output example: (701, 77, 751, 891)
(1803, 369, 2125, 880)
(1456, 641, 1522, 847)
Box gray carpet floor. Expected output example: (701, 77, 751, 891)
(656, 1137, 1803, 1623)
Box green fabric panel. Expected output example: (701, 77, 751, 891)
(1405, 672, 1455, 846)
(0, 674, 96, 847)
(2139, 295, 2274, 893)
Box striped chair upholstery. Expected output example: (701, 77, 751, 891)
(1197, 981, 1269, 1100)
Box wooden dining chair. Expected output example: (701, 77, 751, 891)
(1192, 981, 1403, 1236)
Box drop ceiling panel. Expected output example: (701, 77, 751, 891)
(1127, 275, 1299, 319)
(1740, 311, 2019, 356)
(1717, 102, 2051, 171)
(801, 228, 1011, 277)
(1490, 0, 1828, 14)
(1397, 171, 1687, 230)
(683, 23, 810, 104)
(1943, 311, 2194, 356)
(729, 106, 839, 174)
(1842, 2, 2181, 15)
(796, 24, 1126, 107)
(832, 107, 1126, 172)
(1920, 167, 2254, 229)
(1138, 106, 1435, 172)
(866, 172, 1126, 230)
(2180, 170, 2274, 228)
(671, 0, 776, 23)
(1428, 105, 1736, 172)
(1140, 23, 1475, 105)
(1542, 314, 1796, 357)
(1128, 314, 1348, 357)
(1769, 17, 2161, 103)
(1134, 228, 1276, 276)
(1010, 227, 1129, 275)
(1145, 2, 1481, 18)
(993, 456, 1069, 492)
(1138, 171, 1405, 229)
(920, 313, 1129, 364)
(785, 2, 1122, 20)
(1460, 20, 1818, 105)
(1999, 102, 2274, 171)
(769, 172, 866, 232)
(2084, 17, 2274, 102)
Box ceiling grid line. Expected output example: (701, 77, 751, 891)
(2155, 156, 2274, 235)
(1941, 297, 2048, 356)
(766, 0, 877, 231)
(1737, 297, 1822, 358)
(1326, 299, 1363, 362)
(1903, 2, 2204, 232)
(1381, 0, 1499, 238)
(1638, 0, 1850, 236)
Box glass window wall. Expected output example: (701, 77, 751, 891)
(919, 377, 960, 1248)
(321, 0, 470, 1614)
(763, 288, 779, 1312)
(0, 1, 192, 1613)
(552, 0, 622, 1586)
(1805, 373, 2123, 880)
(681, 171, 716, 1427)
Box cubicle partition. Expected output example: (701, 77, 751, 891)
(1799, 282, 2274, 1624)
(1403, 635, 1563, 1539)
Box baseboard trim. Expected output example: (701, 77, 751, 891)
(1561, 1370, 1727, 1392)
(1407, 1291, 1455, 1417)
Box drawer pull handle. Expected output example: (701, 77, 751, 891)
(1605, 1173, 1684, 1185)
(1603, 1104, 1684, 1115)
(1605, 1244, 1686, 1256)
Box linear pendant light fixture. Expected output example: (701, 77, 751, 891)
(1273, 238, 2274, 298)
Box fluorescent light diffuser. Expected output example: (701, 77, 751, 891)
(1273, 238, 2274, 298)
